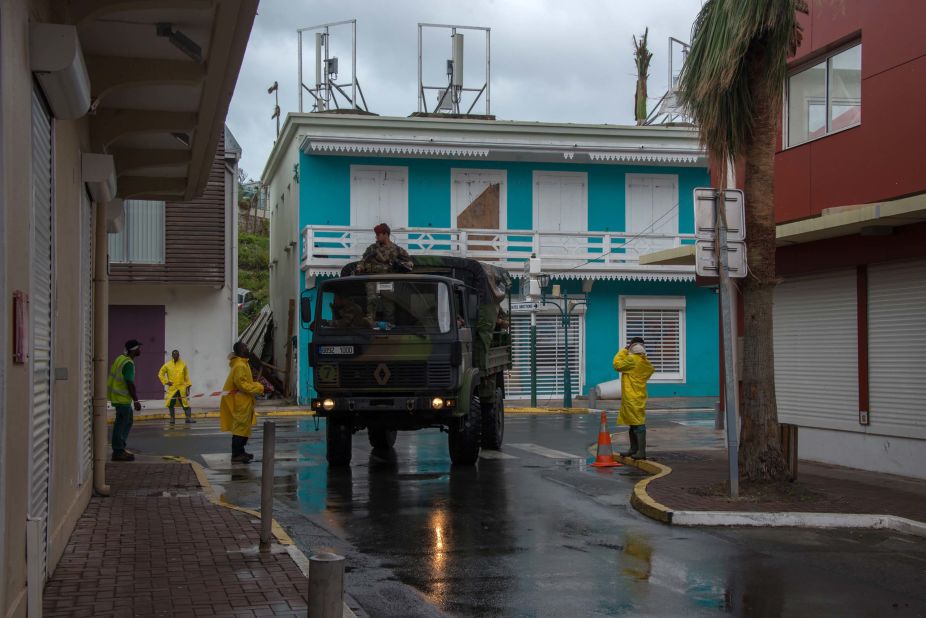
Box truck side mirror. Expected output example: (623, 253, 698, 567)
(300, 293, 312, 326)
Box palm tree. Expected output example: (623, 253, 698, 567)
(633, 28, 653, 125)
(678, 0, 806, 482)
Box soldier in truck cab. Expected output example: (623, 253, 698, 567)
(323, 294, 368, 328)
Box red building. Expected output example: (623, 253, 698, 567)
(772, 0, 926, 478)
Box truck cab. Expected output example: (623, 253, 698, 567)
(306, 257, 511, 466)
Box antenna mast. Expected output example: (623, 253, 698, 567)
(417, 23, 491, 116)
(297, 19, 368, 113)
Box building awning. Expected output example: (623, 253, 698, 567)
(72, 0, 258, 201)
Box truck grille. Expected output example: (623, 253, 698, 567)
(334, 362, 452, 389)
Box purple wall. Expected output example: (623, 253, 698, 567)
(108, 305, 166, 399)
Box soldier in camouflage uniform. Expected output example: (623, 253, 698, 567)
(323, 295, 368, 328)
(355, 223, 414, 326)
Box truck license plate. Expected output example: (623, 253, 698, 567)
(319, 345, 354, 355)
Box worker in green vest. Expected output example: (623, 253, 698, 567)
(108, 339, 143, 461)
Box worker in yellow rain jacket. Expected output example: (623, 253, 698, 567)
(613, 337, 655, 459)
(220, 342, 265, 463)
(158, 349, 195, 425)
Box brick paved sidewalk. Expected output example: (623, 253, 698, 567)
(44, 463, 309, 617)
(646, 450, 926, 522)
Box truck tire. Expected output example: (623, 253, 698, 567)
(326, 417, 352, 466)
(481, 386, 505, 450)
(368, 427, 397, 449)
(448, 395, 481, 465)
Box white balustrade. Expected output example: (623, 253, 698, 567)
(300, 225, 694, 273)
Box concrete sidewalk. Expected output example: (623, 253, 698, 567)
(43, 461, 336, 617)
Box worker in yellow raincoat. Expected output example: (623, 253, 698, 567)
(220, 342, 265, 463)
(613, 336, 655, 459)
(158, 349, 195, 424)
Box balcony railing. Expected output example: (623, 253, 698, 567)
(300, 225, 696, 275)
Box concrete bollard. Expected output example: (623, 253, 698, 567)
(308, 552, 345, 617)
(259, 421, 276, 552)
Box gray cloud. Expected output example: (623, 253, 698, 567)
(227, 0, 701, 179)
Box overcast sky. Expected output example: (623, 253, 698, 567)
(226, 0, 703, 179)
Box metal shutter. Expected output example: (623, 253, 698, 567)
(79, 191, 93, 485)
(505, 313, 583, 399)
(868, 259, 926, 439)
(108, 200, 164, 263)
(773, 269, 858, 431)
(29, 87, 54, 579)
(624, 308, 682, 376)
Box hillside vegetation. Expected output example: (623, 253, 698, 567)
(238, 231, 269, 334)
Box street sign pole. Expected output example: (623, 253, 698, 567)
(530, 309, 537, 407)
(715, 191, 740, 498)
(562, 297, 572, 409)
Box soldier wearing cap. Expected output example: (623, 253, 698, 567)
(356, 223, 413, 327)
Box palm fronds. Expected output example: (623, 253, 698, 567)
(677, 0, 806, 164)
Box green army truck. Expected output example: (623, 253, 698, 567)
(305, 256, 511, 466)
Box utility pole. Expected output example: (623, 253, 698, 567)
(715, 190, 739, 498)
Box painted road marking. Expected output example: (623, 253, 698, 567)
(507, 443, 584, 460)
(201, 453, 232, 468)
(478, 450, 517, 460)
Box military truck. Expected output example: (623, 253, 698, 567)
(304, 256, 511, 466)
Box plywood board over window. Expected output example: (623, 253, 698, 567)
(452, 169, 506, 258)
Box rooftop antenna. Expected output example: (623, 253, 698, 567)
(268, 81, 280, 137)
(417, 23, 490, 116)
(297, 20, 368, 113)
(645, 36, 693, 126)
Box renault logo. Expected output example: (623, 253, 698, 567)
(373, 363, 391, 385)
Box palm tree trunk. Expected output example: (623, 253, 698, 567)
(738, 40, 788, 482)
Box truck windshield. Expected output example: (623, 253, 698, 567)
(318, 279, 452, 333)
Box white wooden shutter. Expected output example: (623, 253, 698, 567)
(505, 313, 583, 398)
(626, 174, 679, 258)
(868, 259, 926, 439)
(29, 87, 54, 579)
(349, 166, 409, 229)
(78, 191, 94, 485)
(773, 269, 858, 431)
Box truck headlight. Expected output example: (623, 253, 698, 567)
(322, 398, 335, 411)
(431, 397, 444, 410)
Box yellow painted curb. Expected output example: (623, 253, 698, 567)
(614, 454, 675, 525)
(507, 407, 591, 415)
(109, 409, 315, 425)
(164, 455, 294, 546)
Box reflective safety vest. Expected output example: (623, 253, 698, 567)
(107, 354, 134, 405)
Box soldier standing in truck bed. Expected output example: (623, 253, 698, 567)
(355, 223, 413, 326)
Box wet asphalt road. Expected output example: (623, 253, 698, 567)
(128, 413, 926, 617)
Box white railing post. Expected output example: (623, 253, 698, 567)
(459, 230, 468, 257)
(603, 233, 612, 265)
(532, 231, 540, 257)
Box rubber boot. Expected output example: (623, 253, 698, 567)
(184, 407, 196, 423)
(620, 427, 637, 458)
(168, 407, 176, 425)
(231, 435, 248, 462)
(631, 426, 647, 460)
(241, 436, 254, 463)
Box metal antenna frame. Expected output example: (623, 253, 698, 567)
(645, 36, 692, 126)
(417, 23, 490, 115)
(297, 19, 368, 113)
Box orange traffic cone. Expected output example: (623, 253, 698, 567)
(590, 411, 622, 468)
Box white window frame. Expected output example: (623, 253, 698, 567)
(450, 168, 507, 230)
(619, 295, 686, 383)
(784, 41, 862, 149)
(108, 199, 166, 264)
(348, 165, 409, 228)
(532, 171, 588, 232)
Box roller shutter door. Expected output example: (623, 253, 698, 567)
(773, 269, 858, 431)
(868, 259, 926, 439)
(505, 313, 583, 399)
(79, 191, 93, 484)
(29, 86, 54, 579)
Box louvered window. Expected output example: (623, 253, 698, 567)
(108, 200, 165, 263)
(621, 296, 685, 382)
(505, 313, 584, 399)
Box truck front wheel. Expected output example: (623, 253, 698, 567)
(448, 395, 481, 465)
(368, 427, 397, 449)
(326, 417, 352, 466)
